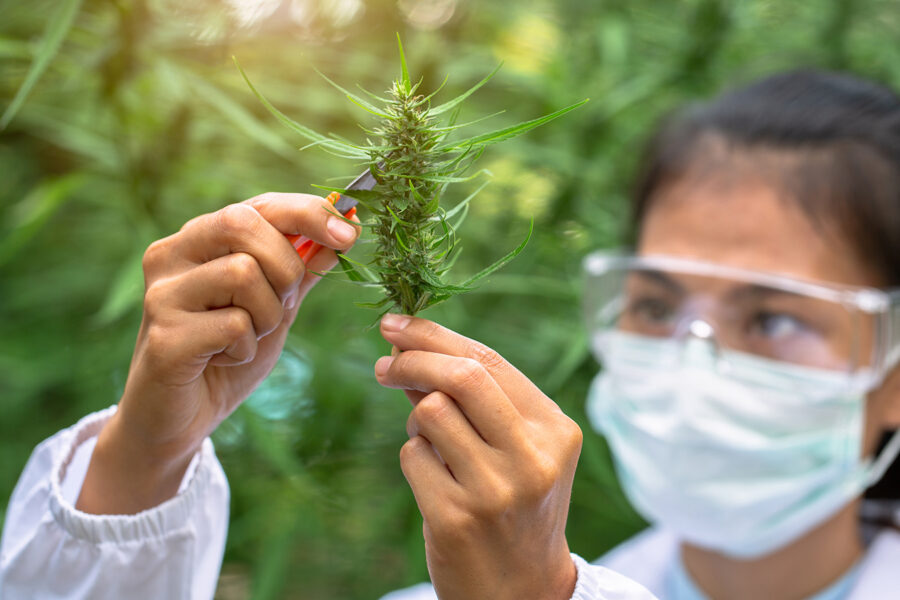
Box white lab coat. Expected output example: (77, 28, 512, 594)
(597, 522, 900, 600)
(0, 408, 657, 600)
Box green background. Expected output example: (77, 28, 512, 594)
(2, 0, 898, 598)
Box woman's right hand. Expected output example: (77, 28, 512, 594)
(76, 193, 359, 514)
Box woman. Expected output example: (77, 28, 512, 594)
(383, 69, 900, 600)
(585, 68, 900, 599)
(2, 68, 899, 600)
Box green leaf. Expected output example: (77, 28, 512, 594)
(355, 298, 392, 310)
(311, 185, 382, 211)
(440, 180, 489, 222)
(413, 74, 449, 107)
(234, 58, 370, 157)
(188, 74, 296, 160)
(405, 169, 487, 184)
(430, 63, 503, 117)
(0, 174, 85, 266)
(385, 203, 413, 226)
(92, 247, 145, 325)
(397, 33, 411, 92)
(458, 219, 534, 288)
(334, 252, 379, 282)
(337, 254, 367, 282)
(1, 0, 83, 130)
(441, 99, 589, 150)
(315, 68, 391, 118)
(355, 84, 392, 105)
(433, 110, 506, 133)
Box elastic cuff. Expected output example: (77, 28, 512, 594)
(569, 553, 592, 600)
(48, 406, 214, 544)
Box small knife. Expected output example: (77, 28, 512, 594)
(286, 167, 376, 263)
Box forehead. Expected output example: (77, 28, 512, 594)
(637, 172, 881, 288)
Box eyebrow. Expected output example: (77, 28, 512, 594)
(633, 270, 806, 303)
(725, 283, 806, 304)
(632, 270, 686, 295)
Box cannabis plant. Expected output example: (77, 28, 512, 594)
(237, 37, 586, 316)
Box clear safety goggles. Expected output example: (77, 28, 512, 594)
(583, 251, 900, 391)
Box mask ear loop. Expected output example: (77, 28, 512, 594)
(863, 295, 900, 487)
(865, 430, 900, 487)
(880, 291, 900, 374)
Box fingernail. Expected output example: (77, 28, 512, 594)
(283, 289, 298, 310)
(382, 313, 411, 332)
(374, 356, 394, 377)
(327, 217, 356, 244)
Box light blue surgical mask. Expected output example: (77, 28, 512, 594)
(587, 329, 900, 559)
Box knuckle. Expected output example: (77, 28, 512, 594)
(223, 309, 254, 340)
(432, 509, 477, 544)
(216, 203, 260, 237)
(142, 323, 175, 366)
(563, 416, 584, 453)
(417, 318, 444, 343)
(474, 479, 517, 518)
(227, 253, 261, 288)
(449, 358, 487, 391)
(142, 278, 174, 318)
(529, 456, 561, 498)
(142, 237, 171, 275)
(399, 436, 427, 467)
(414, 392, 453, 426)
(468, 343, 506, 372)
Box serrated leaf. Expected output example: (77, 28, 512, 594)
(458, 219, 534, 288)
(441, 99, 589, 151)
(430, 63, 503, 117)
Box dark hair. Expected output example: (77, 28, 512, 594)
(631, 69, 900, 500)
(632, 68, 900, 285)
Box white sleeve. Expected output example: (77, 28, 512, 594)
(0, 406, 230, 600)
(378, 554, 658, 600)
(570, 554, 659, 599)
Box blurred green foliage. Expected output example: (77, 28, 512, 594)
(2, 0, 899, 598)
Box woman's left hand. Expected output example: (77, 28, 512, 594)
(375, 314, 583, 600)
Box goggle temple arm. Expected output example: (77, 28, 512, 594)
(883, 292, 900, 376)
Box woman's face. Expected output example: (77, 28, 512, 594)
(637, 167, 900, 456)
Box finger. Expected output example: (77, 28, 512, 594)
(296, 246, 339, 301)
(406, 392, 489, 485)
(399, 436, 462, 517)
(244, 193, 360, 250)
(295, 213, 361, 302)
(404, 390, 427, 406)
(169, 204, 306, 303)
(375, 352, 523, 448)
(380, 315, 558, 417)
(184, 306, 259, 367)
(152, 253, 286, 338)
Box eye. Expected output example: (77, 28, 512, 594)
(749, 311, 808, 340)
(626, 296, 677, 325)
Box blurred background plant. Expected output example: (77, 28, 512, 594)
(1, 0, 898, 598)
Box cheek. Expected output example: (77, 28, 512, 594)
(863, 371, 900, 456)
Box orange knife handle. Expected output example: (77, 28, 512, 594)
(285, 194, 356, 264)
